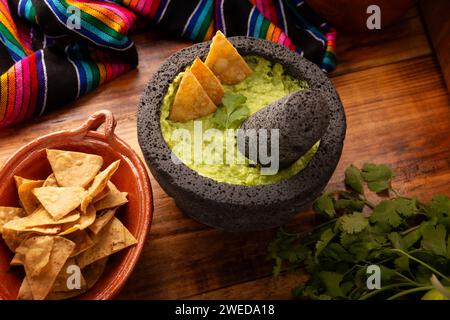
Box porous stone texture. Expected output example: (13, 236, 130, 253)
(238, 89, 330, 169)
(137, 37, 346, 232)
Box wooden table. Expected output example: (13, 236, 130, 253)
(1, 7, 449, 299)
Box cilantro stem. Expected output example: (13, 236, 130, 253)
(358, 194, 375, 209)
(394, 271, 419, 286)
(391, 249, 450, 282)
(400, 225, 420, 236)
(280, 218, 338, 238)
(358, 283, 416, 300)
(390, 187, 401, 198)
(386, 286, 434, 300)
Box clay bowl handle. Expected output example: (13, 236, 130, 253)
(70, 110, 117, 142)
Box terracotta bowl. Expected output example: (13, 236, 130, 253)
(0, 110, 153, 300)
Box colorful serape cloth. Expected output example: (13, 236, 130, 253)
(0, 0, 336, 128)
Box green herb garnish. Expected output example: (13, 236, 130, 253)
(212, 92, 249, 129)
(268, 163, 450, 300)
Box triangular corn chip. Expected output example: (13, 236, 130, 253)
(33, 187, 86, 220)
(92, 185, 110, 203)
(26, 236, 75, 300)
(59, 206, 96, 235)
(107, 181, 119, 193)
(66, 230, 95, 257)
(5, 224, 61, 235)
(46, 149, 103, 188)
(83, 257, 108, 289)
(89, 209, 116, 235)
(190, 57, 224, 105)
(3, 207, 80, 232)
(16, 236, 54, 277)
(17, 278, 33, 300)
(14, 176, 44, 214)
(43, 173, 59, 187)
(0, 207, 24, 233)
(50, 258, 87, 293)
(205, 31, 252, 84)
(2, 229, 31, 251)
(80, 161, 120, 213)
(169, 70, 217, 122)
(94, 190, 128, 212)
(77, 217, 137, 268)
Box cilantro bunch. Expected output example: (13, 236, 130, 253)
(268, 163, 450, 300)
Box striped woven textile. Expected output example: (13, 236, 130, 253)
(0, 0, 336, 128)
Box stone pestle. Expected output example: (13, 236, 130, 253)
(237, 89, 330, 170)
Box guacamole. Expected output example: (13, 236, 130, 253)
(160, 56, 319, 186)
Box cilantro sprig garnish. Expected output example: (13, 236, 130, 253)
(212, 92, 249, 129)
(268, 163, 450, 300)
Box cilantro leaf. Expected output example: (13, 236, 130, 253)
(362, 163, 393, 192)
(212, 92, 249, 129)
(345, 165, 364, 194)
(318, 271, 345, 298)
(420, 223, 447, 256)
(340, 212, 368, 234)
(393, 198, 418, 217)
(394, 255, 409, 272)
(315, 228, 336, 260)
(389, 229, 421, 251)
(335, 199, 365, 212)
(370, 199, 417, 228)
(340, 232, 359, 248)
(425, 195, 450, 219)
(313, 193, 336, 219)
(370, 200, 403, 227)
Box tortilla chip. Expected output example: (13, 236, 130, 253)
(89, 209, 116, 235)
(14, 177, 44, 214)
(92, 185, 110, 203)
(46, 290, 86, 300)
(205, 31, 252, 84)
(2, 229, 30, 251)
(17, 278, 33, 300)
(43, 173, 59, 187)
(77, 217, 137, 268)
(50, 258, 87, 293)
(80, 161, 120, 213)
(5, 224, 61, 235)
(0, 207, 24, 233)
(46, 149, 103, 188)
(33, 186, 86, 220)
(83, 257, 108, 289)
(107, 181, 119, 193)
(3, 207, 80, 232)
(66, 230, 95, 257)
(169, 69, 217, 122)
(16, 236, 54, 277)
(94, 190, 128, 212)
(59, 205, 96, 236)
(26, 236, 75, 300)
(190, 57, 224, 105)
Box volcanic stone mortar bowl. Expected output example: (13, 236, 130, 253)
(138, 37, 346, 232)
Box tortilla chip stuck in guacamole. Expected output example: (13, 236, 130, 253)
(205, 31, 252, 85)
(169, 69, 217, 123)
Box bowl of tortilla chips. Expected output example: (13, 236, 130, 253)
(0, 110, 153, 300)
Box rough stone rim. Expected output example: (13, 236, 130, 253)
(137, 37, 346, 207)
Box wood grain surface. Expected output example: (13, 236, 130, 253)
(0, 7, 448, 300)
(420, 0, 450, 92)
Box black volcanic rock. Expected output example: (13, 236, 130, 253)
(137, 37, 346, 232)
(238, 89, 330, 170)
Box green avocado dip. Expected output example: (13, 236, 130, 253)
(160, 56, 319, 186)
